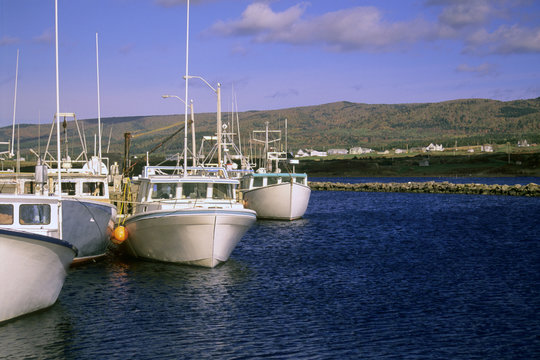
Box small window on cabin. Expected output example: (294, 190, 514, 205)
(182, 183, 207, 199)
(0, 204, 14, 225)
(267, 177, 279, 185)
(151, 183, 177, 199)
(24, 181, 36, 194)
(212, 184, 233, 200)
(19, 204, 51, 225)
(61, 182, 76, 196)
(83, 182, 105, 196)
(253, 177, 263, 188)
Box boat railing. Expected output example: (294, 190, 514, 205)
(143, 165, 230, 178)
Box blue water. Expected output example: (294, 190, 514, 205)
(1, 191, 540, 359)
(311, 176, 540, 185)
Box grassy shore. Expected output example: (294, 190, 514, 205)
(295, 150, 540, 178)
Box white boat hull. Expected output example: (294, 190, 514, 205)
(0, 229, 76, 323)
(123, 208, 256, 268)
(242, 182, 311, 220)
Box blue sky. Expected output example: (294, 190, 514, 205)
(1, 0, 539, 126)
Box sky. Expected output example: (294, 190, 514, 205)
(1, 0, 540, 126)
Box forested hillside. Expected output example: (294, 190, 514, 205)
(1, 97, 539, 159)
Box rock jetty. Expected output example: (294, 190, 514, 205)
(309, 181, 540, 197)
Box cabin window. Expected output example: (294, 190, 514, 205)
(0, 204, 14, 225)
(24, 181, 36, 194)
(61, 182, 76, 196)
(83, 182, 105, 196)
(151, 183, 177, 199)
(212, 184, 233, 200)
(182, 183, 207, 199)
(267, 177, 279, 185)
(19, 204, 51, 225)
(253, 177, 264, 188)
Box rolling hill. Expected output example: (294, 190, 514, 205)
(1, 97, 539, 161)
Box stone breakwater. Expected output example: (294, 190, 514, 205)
(309, 181, 540, 197)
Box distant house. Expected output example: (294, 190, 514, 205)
(295, 149, 310, 158)
(468, 149, 475, 153)
(424, 143, 444, 152)
(296, 149, 328, 157)
(310, 150, 328, 157)
(481, 145, 493, 152)
(395, 148, 407, 154)
(518, 140, 530, 147)
(377, 150, 389, 155)
(350, 147, 373, 154)
(327, 149, 348, 155)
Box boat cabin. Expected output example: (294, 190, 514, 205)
(0, 172, 109, 200)
(0, 195, 60, 238)
(240, 173, 308, 190)
(132, 166, 242, 212)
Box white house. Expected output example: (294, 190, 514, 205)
(424, 143, 444, 152)
(327, 149, 348, 155)
(310, 150, 328, 157)
(350, 147, 373, 154)
(395, 149, 407, 154)
(481, 145, 493, 152)
(295, 149, 310, 157)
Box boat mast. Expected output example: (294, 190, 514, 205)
(10, 49, 19, 158)
(96, 33, 102, 174)
(183, 0, 190, 176)
(55, 0, 62, 191)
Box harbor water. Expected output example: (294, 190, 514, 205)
(1, 180, 539, 359)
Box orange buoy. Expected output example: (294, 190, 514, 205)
(112, 226, 127, 244)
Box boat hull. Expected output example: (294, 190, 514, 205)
(242, 182, 311, 220)
(0, 229, 76, 323)
(61, 199, 116, 263)
(123, 208, 256, 268)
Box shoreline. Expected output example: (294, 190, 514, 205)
(309, 181, 540, 197)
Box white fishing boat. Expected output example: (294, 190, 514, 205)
(122, 166, 256, 267)
(240, 171, 310, 220)
(0, 0, 116, 264)
(239, 122, 311, 220)
(118, 0, 255, 267)
(0, 224, 76, 323)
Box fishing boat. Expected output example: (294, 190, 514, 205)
(122, 166, 256, 267)
(0, 0, 116, 263)
(0, 224, 76, 323)
(118, 0, 256, 267)
(239, 122, 311, 220)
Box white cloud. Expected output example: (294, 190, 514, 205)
(210, 3, 433, 52)
(456, 62, 497, 76)
(464, 25, 540, 54)
(436, 0, 494, 29)
(0, 35, 19, 46)
(33, 29, 53, 44)
(210, 1, 540, 55)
